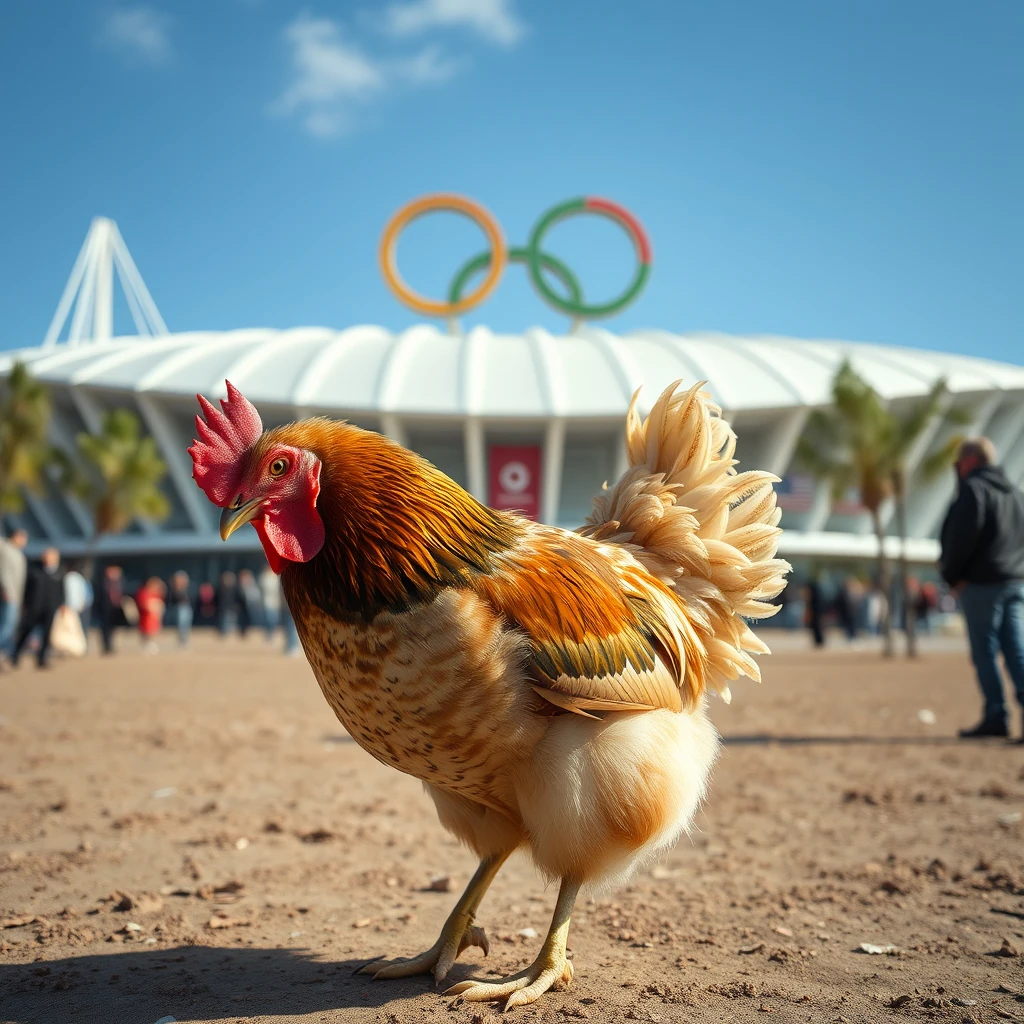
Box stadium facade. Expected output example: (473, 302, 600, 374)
(3, 219, 1024, 577)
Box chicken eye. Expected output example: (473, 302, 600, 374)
(269, 457, 289, 478)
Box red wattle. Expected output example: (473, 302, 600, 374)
(250, 461, 324, 574)
(252, 520, 286, 574)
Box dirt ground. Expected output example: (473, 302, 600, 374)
(1, 630, 1023, 1024)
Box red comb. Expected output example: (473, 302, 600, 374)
(188, 381, 263, 506)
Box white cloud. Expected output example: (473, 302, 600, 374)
(394, 44, 461, 84)
(101, 7, 172, 65)
(380, 0, 525, 46)
(273, 13, 460, 137)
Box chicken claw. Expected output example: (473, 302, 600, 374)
(358, 920, 489, 983)
(446, 875, 580, 1010)
(358, 853, 508, 985)
(446, 951, 574, 1010)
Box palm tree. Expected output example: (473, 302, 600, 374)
(797, 362, 899, 654)
(76, 409, 171, 547)
(0, 362, 53, 516)
(797, 362, 963, 657)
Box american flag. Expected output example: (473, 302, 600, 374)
(776, 473, 816, 512)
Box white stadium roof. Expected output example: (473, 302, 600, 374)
(2, 216, 1023, 563)
(5, 326, 1024, 419)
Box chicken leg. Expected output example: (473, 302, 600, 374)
(359, 851, 509, 984)
(446, 876, 580, 1010)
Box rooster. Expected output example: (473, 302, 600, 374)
(189, 379, 788, 1009)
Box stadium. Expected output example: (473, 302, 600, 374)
(2, 216, 1024, 581)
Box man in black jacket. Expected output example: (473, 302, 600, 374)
(939, 438, 1024, 740)
(11, 547, 65, 669)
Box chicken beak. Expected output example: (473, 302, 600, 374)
(219, 496, 264, 541)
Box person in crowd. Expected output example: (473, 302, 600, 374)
(834, 577, 859, 641)
(918, 581, 938, 634)
(939, 437, 1024, 740)
(195, 581, 217, 627)
(259, 564, 282, 642)
(94, 565, 125, 655)
(169, 571, 193, 647)
(62, 561, 91, 636)
(0, 528, 28, 665)
(237, 569, 262, 637)
(804, 577, 826, 648)
(215, 570, 239, 637)
(864, 583, 884, 635)
(11, 547, 64, 669)
(136, 576, 167, 653)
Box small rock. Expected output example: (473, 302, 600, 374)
(888, 995, 912, 1008)
(110, 892, 134, 912)
(299, 829, 334, 843)
(773, 926, 793, 937)
(207, 915, 250, 929)
(352, 918, 372, 929)
(426, 875, 451, 892)
(152, 787, 177, 799)
(738, 942, 765, 954)
(997, 812, 1022, 828)
(993, 938, 1020, 958)
(952, 998, 977, 1007)
(518, 927, 538, 939)
(917, 709, 937, 725)
(234, 837, 249, 850)
(1, 915, 37, 929)
(858, 942, 899, 955)
(123, 922, 142, 933)
(195, 880, 246, 904)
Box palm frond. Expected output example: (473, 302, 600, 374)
(76, 409, 170, 540)
(0, 362, 53, 514)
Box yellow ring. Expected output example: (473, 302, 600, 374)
(379, 194, 507, 317)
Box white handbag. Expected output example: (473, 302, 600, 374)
(50, 606, 87, 657)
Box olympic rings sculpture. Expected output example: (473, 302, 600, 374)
(379, 193, 652, 323)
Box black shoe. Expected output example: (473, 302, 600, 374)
(959, 719, 1009, 739)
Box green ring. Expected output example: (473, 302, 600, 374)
(448, 246, 583, 307)
(526, 198, 650, 319)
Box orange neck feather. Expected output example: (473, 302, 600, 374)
(259, 420, 521, 618)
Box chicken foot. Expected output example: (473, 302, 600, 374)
(359, 851, 509, 984)
(446, 876, 580, 1010)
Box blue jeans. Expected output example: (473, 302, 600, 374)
(0, 599, 18, 656)
(960, 581, 1024, 723)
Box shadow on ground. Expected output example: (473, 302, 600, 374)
(722, 733, 975, 746)
(0, 945, 460, 1024)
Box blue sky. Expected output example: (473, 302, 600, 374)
(0, 0, 1021, 362)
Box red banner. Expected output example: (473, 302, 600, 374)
(488, 445, 542, 520)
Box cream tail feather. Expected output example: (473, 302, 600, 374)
(579, 381, 791, 703)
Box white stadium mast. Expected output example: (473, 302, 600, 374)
(42, 217, 167, 347)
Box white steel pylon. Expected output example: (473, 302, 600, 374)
(42, 217, 168, 347)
